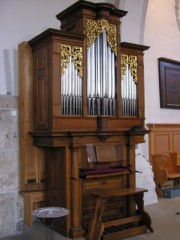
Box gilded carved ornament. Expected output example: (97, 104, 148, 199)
(121, 54, 138, 83)
(61, 44, 83, 77)
(86, 18, 117, 55)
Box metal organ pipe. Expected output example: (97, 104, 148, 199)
(121, 63, 137, 117)
(61, 56, 82, 115)
(87, 30, 116, 116)
(95, 36, 100, 115)
(61, 29, 117, 116)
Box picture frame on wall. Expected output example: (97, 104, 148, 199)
(158, 57, 180, 109)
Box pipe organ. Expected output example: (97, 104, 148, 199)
(27, 1, 151, 239)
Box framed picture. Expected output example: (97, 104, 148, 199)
(158, 57, 180, 109)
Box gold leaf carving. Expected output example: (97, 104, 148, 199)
(61, 44, 83, 77)
(121, 54, 129, 80)
(71, 46, 83, 77)
(86, 19, 98, 47)
(121, 54, 138, 82)
(86, 18, 117, 55)
(129, 55, 138, 83)
(61, 44, 71, 76)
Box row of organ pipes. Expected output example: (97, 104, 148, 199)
(61, 56, 82, 115)
(87, 31, 116, 116)
(61, 30, 138, 117)
(121, 61, 138, 116)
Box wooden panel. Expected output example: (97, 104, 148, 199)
(147, 123, 180, 163)
(23, 191, 45, 226)
(45, 147, 71, 236)
(82, 175, 128, 227)
(34, 47, 49, 130)
(45, 148, 71, 207)
(96, 145, 117, 162)
(18, 42, 45, 191)
(173, 134, 180, 152)
(177, 151, 180, 166)
(155, 134, 171, 154)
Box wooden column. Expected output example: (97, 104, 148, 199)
(128, 143, 136, 188)
(134, 193, 154, 233)
(70, 145, 84, 238)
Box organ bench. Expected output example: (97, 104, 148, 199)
(87, 188, 153, 240)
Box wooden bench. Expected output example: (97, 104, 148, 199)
(160, 152, 180, 185)
(86, 187, 153, 240)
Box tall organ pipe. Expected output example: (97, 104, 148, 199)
(87, 30, 116, 116)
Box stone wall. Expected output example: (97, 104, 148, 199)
(0, 95, 23, 238)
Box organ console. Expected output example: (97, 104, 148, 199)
(25, 0, 151, 239)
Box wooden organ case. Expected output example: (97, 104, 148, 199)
(28, 1, 151, 239)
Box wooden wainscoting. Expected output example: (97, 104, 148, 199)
(147, 123, 180, 197)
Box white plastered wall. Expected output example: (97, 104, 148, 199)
(144, 0, 180, 124)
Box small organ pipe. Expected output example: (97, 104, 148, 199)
(107, 45, 111, 98)
(87, 48, 91, 97)
(102, 31, 106, 97)
(61, 56, 82, 115)
(91, 43, 95, 97)
(121, 63, 137, 116)
(111, 52, 115, 99)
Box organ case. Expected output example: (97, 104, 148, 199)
(28, 1, 150, 239)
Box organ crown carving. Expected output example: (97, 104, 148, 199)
(86, 18, 117, 55)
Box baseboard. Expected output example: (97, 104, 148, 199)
(162, 187, 180, 198)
